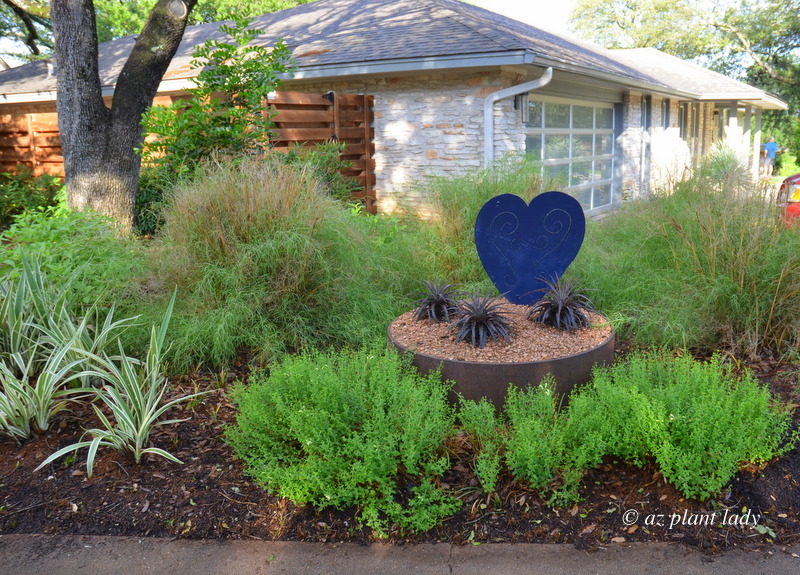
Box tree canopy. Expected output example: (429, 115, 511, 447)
(570, 0, 800, 153)
(0, 0, 51, 65)
(0, 0, 311, 61)
(570, 0, 799, 83)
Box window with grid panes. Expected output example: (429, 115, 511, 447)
(525, 99, 615, 210)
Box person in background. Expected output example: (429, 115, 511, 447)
(763, 136, 780, 177)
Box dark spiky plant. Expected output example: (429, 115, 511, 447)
(452, 293, 513, 349)
(413, 280, 463, 323)
(528, 276, 596, 332)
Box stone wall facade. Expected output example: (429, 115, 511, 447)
(619, 92, 727, 199)
(293, 73, 747, 213)
(290, 70, 525, 214)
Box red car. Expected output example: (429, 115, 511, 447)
(778, 172, 800, 226)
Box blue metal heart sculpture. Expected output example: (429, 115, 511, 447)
(474, 192, 585, 305)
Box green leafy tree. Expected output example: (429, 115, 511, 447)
(571, 0, 799, 85)
(94, 0, 152, 43)
(192, 0, 312, 23)
(140, 16, 292, 177)
(571, 0, 800, 156)
(0, 1, 308, 63)
(52, 0, 200, 232)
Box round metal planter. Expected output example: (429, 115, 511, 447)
(388, 323, 614, 408)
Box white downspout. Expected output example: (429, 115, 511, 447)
(484, 67, 553, 165)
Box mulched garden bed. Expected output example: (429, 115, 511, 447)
(1, 348, 799, 551)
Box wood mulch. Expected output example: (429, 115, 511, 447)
(1, 350, 799, 551)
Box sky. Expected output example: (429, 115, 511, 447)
(471, 0, 580, 36)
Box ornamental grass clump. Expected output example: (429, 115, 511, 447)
(148, 156, 431, 370)
(452, 293, 513, 348)
(36, 293, 207, 477)
(225, 346, 458, 535)
(528, 276, 596, 331)
(575, 144, 800, 355)
(0, 340, 89, 443)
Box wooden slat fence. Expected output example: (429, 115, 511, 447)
(268, 91, 376, 212)
(0, 90, 377, 211)
(0, 103, 62, 176)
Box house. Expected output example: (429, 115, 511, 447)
(0, 0, 787, 216)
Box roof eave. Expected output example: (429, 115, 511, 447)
(0, 89, 57, 104)
(531, 55, 698, 99)
(699, 93, 788, 111)
(284, 49, 537, 80)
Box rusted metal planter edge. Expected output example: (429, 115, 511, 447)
(388, 321, 615, 407)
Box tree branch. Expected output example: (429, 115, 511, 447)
(1, 0, 51, 55)
(110, 0, 199, 128)
(712, 19, 800, 87)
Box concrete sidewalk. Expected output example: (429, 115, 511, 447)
(1, 535, 799, 575)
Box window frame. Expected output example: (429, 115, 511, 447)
(525, 96, 617, 212)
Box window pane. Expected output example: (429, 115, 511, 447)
(572, 135, 593, 158)
(573, 106, 593, 129)
(597, 134, 614, 155)
(544, 135, 570, 159)
(544, 164, 569, 188)
(597, 108, 613, 129)
(527, 101, 543, 128)
(594, 184, 612, 207)
(595, 159, 613, 181)
(571, 162, 593, 186)
(573, 188, 592, 210)
(525, 134, 543, 159)
(545, 103, 570, 128)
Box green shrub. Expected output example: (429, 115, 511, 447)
(139, 17, 290, 213)
(501, 353, 791, 504)
(225, 346, 458, 535)
(642, 353, 789, 499)
(575, 150, 800, 355)
(504, 379, 570, 498)
(144, 156, 431, 370)
(0, 169, 63, 230)
(458, 397, 505, 494)
(272, 141, 363, 203)
(1, 206, 144, 312)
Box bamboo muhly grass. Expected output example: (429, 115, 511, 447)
(148, 157, 428, 369)
(575, 151, 800, 354)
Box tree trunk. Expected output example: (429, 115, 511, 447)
(51, 0, 197, 232)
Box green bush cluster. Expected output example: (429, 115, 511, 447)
(458, 397, 505, 494)
(0, 169, 63, 231)
(486, 352, 792, 504)
(1, 204, 144, 314)
(225, 348, 789, 533)
(144, 156, 430, 370)
(225, 346, 458, 535)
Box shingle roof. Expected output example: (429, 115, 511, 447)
(612, 47, 785, 107)
(0, 0, 784, 110)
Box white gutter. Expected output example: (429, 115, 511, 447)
(286, 50, 537, 81)
(484, 67, 553, 165)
